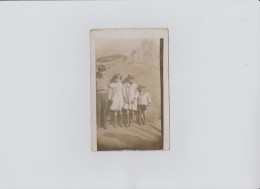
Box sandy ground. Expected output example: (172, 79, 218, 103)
(97, 118, 162, 151)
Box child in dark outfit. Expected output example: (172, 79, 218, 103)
(96, 65, 108, 128)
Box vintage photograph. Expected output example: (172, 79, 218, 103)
(90, 29, 169, 151)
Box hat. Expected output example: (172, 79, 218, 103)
(138, 84, 145, 89)
(128, 74, 135, 79)
(98, 65, 106, 71)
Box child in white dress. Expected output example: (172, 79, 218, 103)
(108, 73, 125, 127)
(137, 85, 151, 126)
(122, 74, 139, 127)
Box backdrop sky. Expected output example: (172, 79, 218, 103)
(95, 38, 159, 59)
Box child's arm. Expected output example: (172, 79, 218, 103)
(131, 85, 139, 104)
(121, 84, 126, 98)
(108, 84, 112, 101)
(134, 85, 139, 99)
(121, 84, 127, 103)
(147, 93, 151, 105)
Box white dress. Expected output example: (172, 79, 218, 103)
(123, 82, 139, 111)
(108, 82, 124, 111)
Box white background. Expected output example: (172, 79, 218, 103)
(0, 1, 259, 189)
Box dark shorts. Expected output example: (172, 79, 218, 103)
(138, 105, 147, 112)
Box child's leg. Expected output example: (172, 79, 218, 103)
(129, 110, 135, 127)
(140, 110, 144, 125)
(118, 110, 122, 126)
(101, 93, 108, 127)
(109, 110, 113, 125)
(128, 110, 132, 127)
(143, 110, 146, 125)
(137, 106, 142, 125)
(124, 109, 129, 127)
(113, 110, 117, 127)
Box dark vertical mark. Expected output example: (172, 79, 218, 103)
(160, 38, 164, 149)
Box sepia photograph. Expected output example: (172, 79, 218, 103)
(90, 29, 169, 151)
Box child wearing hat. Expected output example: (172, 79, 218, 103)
(108, 73, 125, 127)
(137, 84, 151, 126)
(122, 74, 139, 127)
(96, 65, 108, 128)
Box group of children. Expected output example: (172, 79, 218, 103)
(108, 73, 151, 127)
(96, 65, 151, 128)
